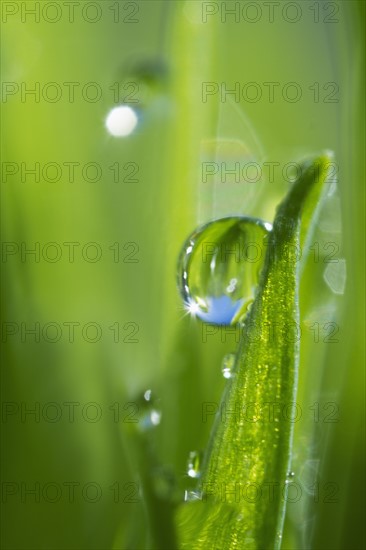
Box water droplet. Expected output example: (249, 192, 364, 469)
(184, 490, 202, 502)
(221, 353, 235, 379)
(150, 410, 162, 425)
(177, 216, 271, 325)
(285, 471, 295, 483)
(144, 389, 152, 401)
(137, 389, 162, 431)
(187, 451, 202, 479)
(105, 59, 169, 138)
(105, 105, 139, 137)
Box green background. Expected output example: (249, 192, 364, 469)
(1, 1, 365, 548)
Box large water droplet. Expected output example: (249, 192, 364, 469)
(221, 353, 236, 379)
(177, 216, 271, 325)
(187, 451, 202, 479)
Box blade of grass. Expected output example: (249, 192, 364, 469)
(177, 152, 334, 549)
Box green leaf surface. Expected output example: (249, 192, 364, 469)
(177, 153, 333, 549)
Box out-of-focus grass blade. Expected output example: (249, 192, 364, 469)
(177, 153, 333, 549)
(198, 98, 266, 223)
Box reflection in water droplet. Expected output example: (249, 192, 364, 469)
(177, 217, 272, 325)
(184, 490, 202, 502)
(187, 451, 202, 479)
(222, 353, 235, 379)
(105, 105, 138, 137)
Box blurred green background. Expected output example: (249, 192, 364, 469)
(1, 1, 364, 548)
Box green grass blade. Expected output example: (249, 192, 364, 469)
(178, 152, 333, 549)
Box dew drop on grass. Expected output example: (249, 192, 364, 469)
(285, 471, 295, 483)
(184, 490, 202, 502)
(187, 451, 202, 479)
(177, 216, 272, 325)
(105, 105, 139, 137)
(221, 353, 235, 379)
(138, 389, 162, 431)
(105, 58, 169, 138)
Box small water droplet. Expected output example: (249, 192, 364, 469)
(285, 471, 295, 483)
(139, 408, 161, 430)
(177, 216, 271, 325)
(221, 353, 235, 379)
(105, 58, 169, 138)
(144, 389, 152, 402)
(105, 105, 139, 137)
(184, 490, 202, 502)
(151, 410, 162, 425)
(187, 450, 202, 479)
(137, 390, 162, 431)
